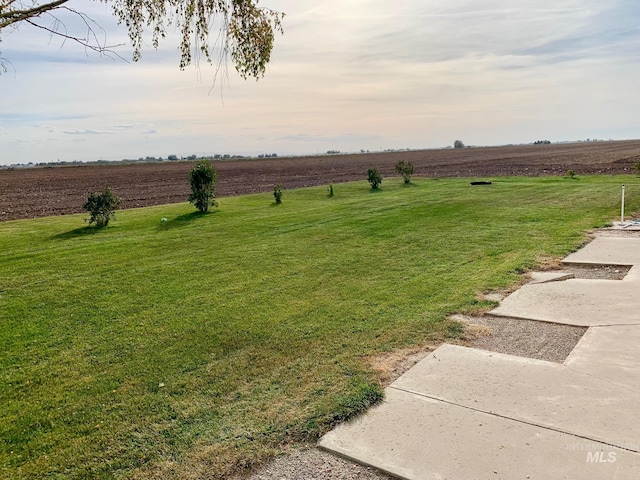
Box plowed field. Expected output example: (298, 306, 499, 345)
(2, 140, 640, 221)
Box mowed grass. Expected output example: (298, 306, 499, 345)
(1, 176, 638, 479)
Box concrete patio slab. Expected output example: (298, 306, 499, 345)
(528, 271, 574, 284)
(563, 237, 640, 265)
(622, 265, 640, 282)
(490, 278, 640, 326)
(565, 325, 640, 389)
(392, 345, 640, 451)
(319, 387, 640, 480)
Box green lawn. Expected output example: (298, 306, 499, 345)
(1, 176, 637, 479)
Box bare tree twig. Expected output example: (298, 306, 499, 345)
(61, 6, 126, 60)
(24, 16, 127, 62)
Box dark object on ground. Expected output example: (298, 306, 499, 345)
(470, 181, 492, 185)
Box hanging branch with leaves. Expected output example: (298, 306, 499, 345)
(0, 0, 283, 78)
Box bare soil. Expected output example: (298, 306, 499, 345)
(3, 139, 640, 222)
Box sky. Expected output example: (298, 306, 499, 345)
(1, 0, 640, 165)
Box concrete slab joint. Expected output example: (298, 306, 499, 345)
(319, 230, 640, 479)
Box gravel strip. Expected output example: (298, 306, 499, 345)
(453, 314, 587, 363)
(592, 229, 640, 238)
(563, 264, 631, 280)
(232, 447, 393, 480)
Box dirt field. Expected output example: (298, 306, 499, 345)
(2, 140, 640, 222)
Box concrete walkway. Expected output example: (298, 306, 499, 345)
(320, 233, 640, 479)
(491, 237, 640, 326)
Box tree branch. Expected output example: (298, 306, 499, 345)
(1, 0, 284, 79)
(24, 16, 127, 61)
(0, 0, 20, 11)
(0, 0, 69, 29)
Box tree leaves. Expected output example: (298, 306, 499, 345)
(1, 0, 283, 79)
(110, 0, 284, 77)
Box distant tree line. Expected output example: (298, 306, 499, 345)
(4, 153, 273, 169)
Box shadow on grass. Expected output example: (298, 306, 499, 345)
(51, 225, 108, 240)
(159, 210, 212, 229)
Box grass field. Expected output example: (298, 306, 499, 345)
(1, 176, 638, 479)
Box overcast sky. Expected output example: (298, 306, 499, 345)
(1, 0, 640, 165)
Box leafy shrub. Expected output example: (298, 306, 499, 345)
(328, 184, 334, 197)
(634, 162, 640, 176)
(367, 168, 382, 189)
(395, 160, 414, 184)
(83, 186, 121, 228)
(188, 160, 217, 212)
(273, 184, 283, 203)
(566, 169, 576, 178)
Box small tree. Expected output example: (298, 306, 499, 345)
(367, 168, 382, 189)
(395, 160, 414, 184)
(634, 162, 640, 176)
(188, 160, 217, 212)
(454, 140, 465, 149)
(83, 185, 121, 228)
(273, 184, 283, 203)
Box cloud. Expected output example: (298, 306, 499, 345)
(2, 0, 640, 165)
(0, 114, 93, 128)
(64, 129, 113, 135)
(329, 1, 639, 72)
(281, 133, 381, 143)
(280, 134, 325, 143)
